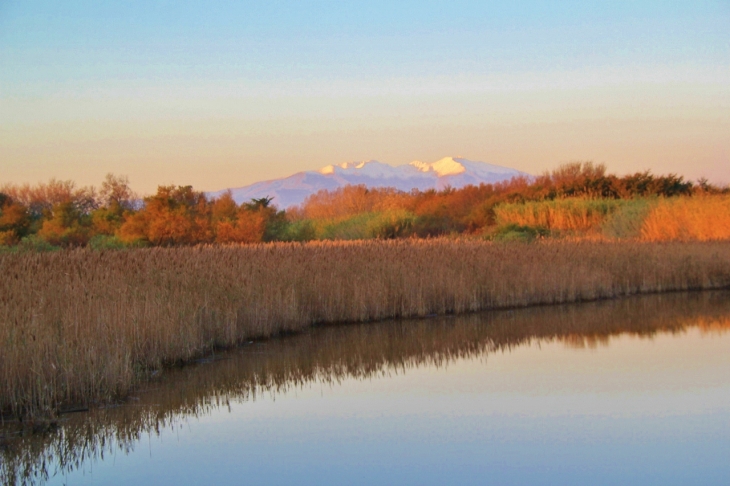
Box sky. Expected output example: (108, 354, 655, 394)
(1, 1, 729, 194)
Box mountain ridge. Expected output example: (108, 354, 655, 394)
(210, 157, 530, 209)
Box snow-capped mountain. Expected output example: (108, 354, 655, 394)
(210, 157, 530, 209)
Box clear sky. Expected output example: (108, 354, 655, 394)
(1, 1, 728, 193)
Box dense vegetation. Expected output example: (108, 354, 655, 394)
(2, 239, 730, 422)
(2, 163, 729, 423)
(2, 163, 728, 249)
(4, 291, 729, 485)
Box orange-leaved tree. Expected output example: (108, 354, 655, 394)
(213, 194, 282, 244)
(119, 185, 212, 245)
(0, 193, 31, 245)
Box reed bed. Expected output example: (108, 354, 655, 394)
(493, 195, 730, 241)
(2, 239, 730, 420)
(3, 291, 729, 485)
(641, 195, 730, 241)
(494, 198, 629, 232)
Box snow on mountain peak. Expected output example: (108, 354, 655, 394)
(211, 157, 530, 208)
(318, 160, 384, 175)
(319, 165, 336, 175)
(410, 157, 467, 177)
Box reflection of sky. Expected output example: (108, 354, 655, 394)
(49, 328, 730, 485)
(1, 1, 729, 192)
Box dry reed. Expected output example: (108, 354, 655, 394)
(2, 239, 730, 420)
(3, 291, 729, 485)
(641, 196, 730, 241)
(493, 198, 626, 232)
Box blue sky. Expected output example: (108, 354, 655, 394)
(1, 1, 728, 192)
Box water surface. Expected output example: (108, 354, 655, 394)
(2, 291, 730, 485)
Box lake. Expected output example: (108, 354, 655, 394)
(2, 291, 729, 485)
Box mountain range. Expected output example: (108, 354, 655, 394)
(210, 157, 530, 209)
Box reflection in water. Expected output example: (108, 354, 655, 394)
(2, 291, 730, 484)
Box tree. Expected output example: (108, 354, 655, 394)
(37, 201, 91, 246)
(0, 194, 31, 245)
(99, 174, 136, 211)
(92, 174, 137, 236)
(214, 195, 287, 244)
(119, 185, 212, 245)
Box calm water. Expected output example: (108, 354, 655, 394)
(2, 291, 730, 485)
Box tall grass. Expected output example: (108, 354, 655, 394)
(3, 291, 729, 485)
(297, 209, 416, 240)
(601, 198, 656, 239)
(494, 198, 632, 234)
(492, 196, 730, 242)
(641, 196, 730, 241)
(1, 239, 730, 420)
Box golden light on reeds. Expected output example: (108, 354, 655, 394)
(494, 199, 625, 232)
(1, 239, 729, 420)
(2, 290, 729, 485)
(641, 196, 730, 242)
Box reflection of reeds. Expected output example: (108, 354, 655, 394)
(2, 291, 730, 486)
(2, 239, 730, 422)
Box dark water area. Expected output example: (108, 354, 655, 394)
(2, 291, 730, 485)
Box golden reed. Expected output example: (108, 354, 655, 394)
(2, 239, 730, 420)
(3, 291, 729, 486)
(641, 196, 730, 241)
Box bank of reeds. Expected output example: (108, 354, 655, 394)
(3, 291, 730, 486)
(494, 198, 628, 232)
(492, 197, 660, 240)
(492, 195, 730, 242)
(2, 239, 730, 420)
(641, 196, 730, 241)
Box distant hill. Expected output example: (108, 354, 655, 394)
(209, 157, 530, 209)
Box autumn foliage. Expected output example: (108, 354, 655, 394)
(287, 163, 728, 241)
(1, 162, 728, 249)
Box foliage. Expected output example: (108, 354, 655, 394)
(601, 199, 656, 239)
(275, 219, 317, 242)
(88, 235, 134, 250)
(17, 235, 61, 252)
(0, 164, 728, 249)
(37, 201, 93, 246)
(366, 209, 416, 239)
(490, 224, 550, 243)
(119, 185, 212, 245)
(0, 193, 31, 245)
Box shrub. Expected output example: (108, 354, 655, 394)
(601, 198, 656, 239)
(16, 234, 61, 252)
(366, 210, 416, 239)
(88, 235, 129, 250)
(490, 224, 550, 242)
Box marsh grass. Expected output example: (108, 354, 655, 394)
(641, 196, 730, 241)
(301, 209, 416, 240)
(494, 198, 629, 234)
(492, 196, 730, 242)
(601, 198, 656, 239)
(3, 291, 730, 486)
(2, 239, 730, 421)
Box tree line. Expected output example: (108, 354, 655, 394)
(1, 163, 726, 248)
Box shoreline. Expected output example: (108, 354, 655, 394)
(3, 289, 730, 484)
(2, 239, 730, 421)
